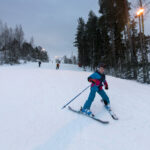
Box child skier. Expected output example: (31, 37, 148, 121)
(81, 63, 110, 116)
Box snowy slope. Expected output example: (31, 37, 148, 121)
(0, 62, 150, 150)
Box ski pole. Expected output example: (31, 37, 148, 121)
(62, 85, 90, 109)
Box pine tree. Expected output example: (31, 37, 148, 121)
(74, 17, 87, 68)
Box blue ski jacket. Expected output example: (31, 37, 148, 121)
(88, 71, 108, 90)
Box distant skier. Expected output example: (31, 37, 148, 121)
(38, 61, 41, 67)
(81, 63, 110, 116)
(56, 63, 60, 70)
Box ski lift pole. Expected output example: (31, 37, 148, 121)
(62, 85, 90, 109)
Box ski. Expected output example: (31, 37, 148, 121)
(68, 106, 109, 124)
(101, 100, 118, 120)
(105, 106, 119, 120)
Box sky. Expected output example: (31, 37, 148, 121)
(0, 0, 150, 59)
(0, 0, 99, 59)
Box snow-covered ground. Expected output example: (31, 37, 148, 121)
(0, 62, 150, 150)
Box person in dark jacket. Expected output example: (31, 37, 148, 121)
(38, 61, 41, 67)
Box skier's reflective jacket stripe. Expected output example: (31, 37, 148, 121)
(88, 71, 108, 90)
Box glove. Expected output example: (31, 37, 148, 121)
(104, 81, 108, 90)
(105, 86, 108, 90)
(89, 78, 101, 86)
(89, 79, 97, 84)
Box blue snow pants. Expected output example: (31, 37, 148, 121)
(83, 86, 110, 110)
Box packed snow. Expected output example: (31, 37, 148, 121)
(0, 62, 150, 150)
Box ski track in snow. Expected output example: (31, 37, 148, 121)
(0, 62, 150, 150)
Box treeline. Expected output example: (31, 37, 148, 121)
(0, 20, 49, 64)
(55, 55, 77, 64)
(63, 55, 77, 64)
(74, 0, 150, 83)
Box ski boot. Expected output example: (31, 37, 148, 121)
(80, 107, 94, 117)
(101, 99, 111, 111)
